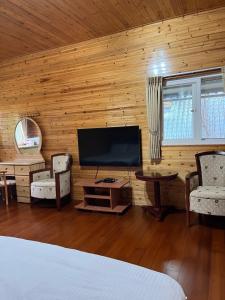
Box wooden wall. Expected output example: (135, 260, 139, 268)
(1, 7, 225, 208)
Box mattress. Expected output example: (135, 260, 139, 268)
(0, 236, 186, 300)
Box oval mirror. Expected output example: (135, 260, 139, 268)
(14, 117, 42, 154)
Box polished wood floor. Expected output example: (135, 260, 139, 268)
(0, 203, 224, 300)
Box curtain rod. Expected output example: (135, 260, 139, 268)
(164, 67, 222, 81)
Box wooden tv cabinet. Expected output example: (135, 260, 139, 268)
(75, 178, 131, 214)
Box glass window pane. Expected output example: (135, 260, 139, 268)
(163, 84, 193, 140)
(201, 76, 225, 139)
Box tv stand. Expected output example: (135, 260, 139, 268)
(75, 178, 131, 214)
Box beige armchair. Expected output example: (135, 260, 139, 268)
(185, 151, 225, 226)
(30, 153, 73, 210)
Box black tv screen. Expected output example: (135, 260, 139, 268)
(77, 126, 141, 167)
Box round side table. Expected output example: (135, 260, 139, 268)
(135, 170, 178, 221)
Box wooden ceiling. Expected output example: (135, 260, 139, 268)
(1, 0, 225, 62)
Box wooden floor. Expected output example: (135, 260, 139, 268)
(0, 202, 224, 300)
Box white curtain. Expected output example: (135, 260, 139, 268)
(146, 77, 163, 162)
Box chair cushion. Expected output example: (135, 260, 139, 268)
(0, 180, 16, 186)
(190, 186, 225, 199)
(31, 179, 56, 199)
(31, 179, 55, 188)
(190, 186, 225, 216)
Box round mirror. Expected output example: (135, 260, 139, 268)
(14, 118, 42, 154)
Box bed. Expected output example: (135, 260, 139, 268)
(0, 236, 186, 300)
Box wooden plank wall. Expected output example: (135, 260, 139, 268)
(1, 7, 225, 208)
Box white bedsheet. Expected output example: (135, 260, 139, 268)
(0, 236, 186, 300)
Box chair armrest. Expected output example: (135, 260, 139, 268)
(185, 171, 199, 207)
(185, 171, 199, 181)
(55, 170, 71, 198)
(30, 168, 51, 183)
(54, 169, 70, 176)
(186, 171, 199, 191)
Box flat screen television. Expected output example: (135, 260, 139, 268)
(77, 126, 141, 167)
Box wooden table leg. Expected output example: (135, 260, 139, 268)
(154, 181, 161, 209)
(146, 181, 163, 220)
(144, 181, 174, 221)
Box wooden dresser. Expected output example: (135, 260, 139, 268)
(0, 160, 45, 203)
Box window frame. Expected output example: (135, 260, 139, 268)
(162, 73, 225, 146)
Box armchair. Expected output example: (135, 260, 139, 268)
(30, 153, 73, 210)
(185, 151, 225, 226)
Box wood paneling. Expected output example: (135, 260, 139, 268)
(1, 8, 225, 208)
(1, 0, 225, 61)
(0, 204, 225, 300)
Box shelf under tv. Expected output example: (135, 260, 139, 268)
(75, 178, 131, 214)
(84, 194, 111, 200)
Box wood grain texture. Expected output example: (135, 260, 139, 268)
(1, 8, 225, 208)
(1, 0, 225, 61)
(0, 203, 224, 300)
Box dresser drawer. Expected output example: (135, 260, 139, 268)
(16, 186, 30, 197)
(17, 196, 31, 203)
(0, 165, 15, 175)
(30, 163, 45, 172)
(15, 176, 30, 186)
(15, 165, 30, 175)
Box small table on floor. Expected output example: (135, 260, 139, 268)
(135, 170, 178, 221)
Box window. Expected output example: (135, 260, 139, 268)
(162, 74, 225, 145)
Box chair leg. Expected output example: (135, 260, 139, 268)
(198, 213, 202, 224)
(0, 187, 3, 203)
(2, 187, 5, 203)
(56, 196, 61, 211)
(185, 197, 191, 227)
(9, 185, 13, 202)
(13, 184, 17, 201)
(30, 197, 35, 208)
(186, 209, 191, 227)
